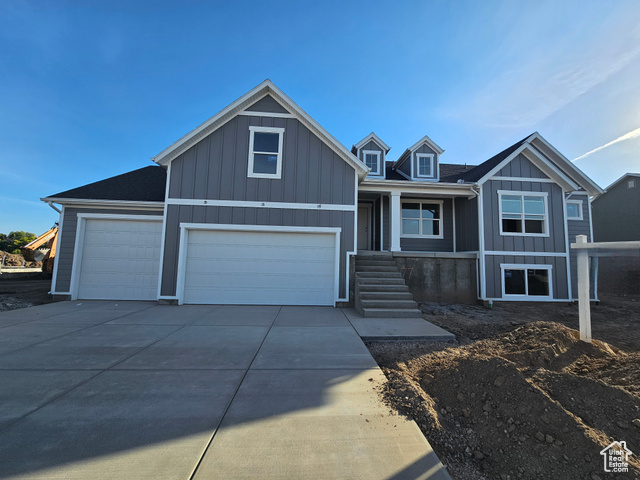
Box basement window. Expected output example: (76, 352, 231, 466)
(502, 265, 552, 299)
(248, 126, 284, 179)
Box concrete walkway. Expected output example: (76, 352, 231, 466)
(0, 302, 450, 480)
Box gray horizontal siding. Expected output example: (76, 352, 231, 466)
(53, 207, 163, 293)
(400, 199, 453, 252)
(160, 205, 354, 299)
(483, 180, 566, 253)
(168, 115, 356, 205)
(455, 196, 479, 252)
(496, 153, 548, 178)
(485, 255, 569, 299)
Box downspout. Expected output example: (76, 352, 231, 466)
(46, 201, 61, 214)
(471, 184, 485, 300)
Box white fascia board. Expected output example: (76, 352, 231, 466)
(477, 143, 578, 192)
(42, 198, 165, 210)
(528, 133, 604, 195)
(353, 132, 391, 153)
(151, 79, 370, 180)
(359, 180, 475, 197)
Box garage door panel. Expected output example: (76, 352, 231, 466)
(76, 219, 162, 301)
(183, 229, 337, 305)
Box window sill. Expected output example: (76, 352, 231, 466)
(400, 234, 444, 240)
(499, 232, 549, 238)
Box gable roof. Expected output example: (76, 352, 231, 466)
(43, 166, 166, 203)
(596, 172, 640, 195)
(455, 135, 530, 183)
(352, 132, 391, 154)
(151, 79, 369, 179)
(394, 134, 445, 170)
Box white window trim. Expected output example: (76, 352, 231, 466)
(362, 149, 382, 176)
(566, 199, 583, 220)
(500, 263, 553, 300)
(247, 125, 284, 179)
(400, 199, 444, 239)
(415, 153, 435, 178)
(498, 190, 549, 237)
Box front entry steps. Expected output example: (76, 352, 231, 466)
(355, 253, 422, 318)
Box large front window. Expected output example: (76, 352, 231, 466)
(502, 265, 551, 298)
(401, 201, 442, 238)
(499, 191, 548, 235)
(248, 126, 284, 178)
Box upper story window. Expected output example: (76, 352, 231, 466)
(566, 199, 583, 220)
(248, 126, 284, 179)
(499, 191, 548, 236)
(362, 150, 381, 175)
(416, 153, 434, 178)
(629, 179, 636, 189)
(401, 201, 443, 238)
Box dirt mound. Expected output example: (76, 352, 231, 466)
(369, 322, 640, 479)
(0, 250, 41, 268)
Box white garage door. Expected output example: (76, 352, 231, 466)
(182, 229, 337, 305)
(76, 218, 162, 300)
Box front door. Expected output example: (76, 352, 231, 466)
(357, 205, 371, 250)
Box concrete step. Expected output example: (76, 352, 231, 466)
(357, 284, 411, 293)
(361, 308, 424, 318)
(355, 277, 407, 286)
(360, 299, 418, 309)
(355, 265, 399, 273)
(355, 271, 403, 279)
(358, 291, 414, 300)
(355, 259, 398, 267)
(356, 251, 393, 257)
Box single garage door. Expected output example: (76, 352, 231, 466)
(76, 218, 162, 300)
(183, 229, 337, 305)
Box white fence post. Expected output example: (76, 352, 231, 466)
(575, 235, 591, 343)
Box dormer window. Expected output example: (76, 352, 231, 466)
(363, 150, 381, 175)
(416, 153, 434, 178)
(248, 126, 284, 179)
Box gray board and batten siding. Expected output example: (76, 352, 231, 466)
(484, 255, 569, 299)
(245, 94, 291, 114)
(482, 180, 566, 253)
(162, 111, 357, 299)
(455, 196, 479, 252)
(566, 193, 593, 299)
(53, 207, 162, 293)
(168, 115, 355, 205)
(495, 153, 549, 178)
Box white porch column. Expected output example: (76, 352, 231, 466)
(390, 192, 401, 252)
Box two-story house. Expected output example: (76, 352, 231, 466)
(42, 80, 602, 307)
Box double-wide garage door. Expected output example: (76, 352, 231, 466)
(76, 218, 162, 301)
(182, 229, 337, 305)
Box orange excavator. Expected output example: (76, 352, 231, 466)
(21, 225, 58, 273)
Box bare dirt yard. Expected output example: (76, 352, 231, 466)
(368, 295, 640, 480)
(0, 277, 53, 311)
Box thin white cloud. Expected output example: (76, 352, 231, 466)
(572, 126, 640, 162)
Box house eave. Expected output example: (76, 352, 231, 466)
(359, 180, 475, 197)
(41, 198, 165, 210)
(151, 79, 369, 180)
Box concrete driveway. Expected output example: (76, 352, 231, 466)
(0, 302, 449, 479)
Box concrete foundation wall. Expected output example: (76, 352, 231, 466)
(393, 253, 477, 304)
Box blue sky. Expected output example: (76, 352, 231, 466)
(1, 0, 639, 235)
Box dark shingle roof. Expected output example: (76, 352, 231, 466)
(45, 166, 166, 202)
(455, 135, 531, 183)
